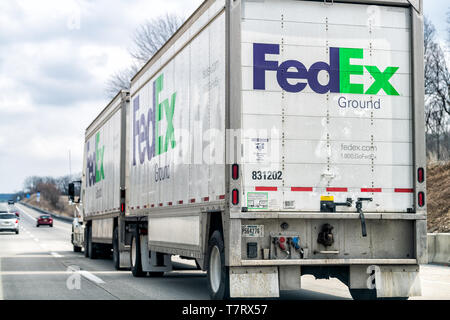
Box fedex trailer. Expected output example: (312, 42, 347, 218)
(73, 0, 427, 299)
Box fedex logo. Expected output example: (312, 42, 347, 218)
(253, 43, 399, 96)
(133, 73, 176, 166)
(86, 132, 105, 187)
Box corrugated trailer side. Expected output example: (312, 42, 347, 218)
(82, 90, 129, 262)
(126, 0, 227, 267)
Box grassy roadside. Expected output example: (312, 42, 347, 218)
(21, 193, 75, 218)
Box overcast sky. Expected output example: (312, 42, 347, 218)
(0, 0, 448, 193)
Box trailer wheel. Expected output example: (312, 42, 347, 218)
(207, 230, 229, 300)
(349, 289, 408, 300)
(88, 226, 98, 259)
(130, 229, 146, 277)
(113, 227, 120, 270)
(73, 245, 82, 253)
(84, 226, 90, 257)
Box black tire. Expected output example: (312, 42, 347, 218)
(88, 226, 98, 259)
(130, 228, 146, 277)
(74, 245, 82, 253)
(207, 230, 230, 300)
(15, 229, 19, 234)
(349, 289, 408, 300)
(113, 227, 120, 270)
(50, 224, 53, 227)
(84, 226, 90, 258)
(36, 224, 39, 227)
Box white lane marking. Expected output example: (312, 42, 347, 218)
(18, 206, 37, 222)
(50, 252, 63, 258)
(0, 271, 126, 275)
(78, 271, 105, 284)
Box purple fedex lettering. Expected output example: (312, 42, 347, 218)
(86, 141, 96, 187)
(277, 60, 308, 92)
(253, 43, 340, 93)
(308, 48, 340, 94)
(133, 96, 140, 166)
(132, 95, 156, 167)
(133, 96, 147, 165)
(253, 43, 279, 90)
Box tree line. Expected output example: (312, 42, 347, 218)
(17, 174, 81, 209)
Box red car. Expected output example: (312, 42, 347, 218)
(37, 215, 53, 227)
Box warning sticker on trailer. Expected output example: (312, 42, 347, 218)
(247, 192, 268, 210)
(251, 138, 269, 163)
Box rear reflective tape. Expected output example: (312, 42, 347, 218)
(291, 187, 313, 192)
(326, 187, 348, 192)
(255, 186, 278, 191)
(395, 188, 414, 193)
(361, 188, 382, 192)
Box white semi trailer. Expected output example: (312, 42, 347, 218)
(70, 0, 427, 299)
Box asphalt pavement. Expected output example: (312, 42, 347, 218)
(0, 203, 448, 300)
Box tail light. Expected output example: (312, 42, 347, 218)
(15, 220, 18, 223)
(417, 167, 425, 183)
(232, 164, 239, 180)
(232, 189, 239, 205)
(120, 189, 126, 213)
(418, 192, 425, 207)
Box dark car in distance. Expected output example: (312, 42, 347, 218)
(37, 215, 53, 227)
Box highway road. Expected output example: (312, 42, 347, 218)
(0, 203, 448, 300)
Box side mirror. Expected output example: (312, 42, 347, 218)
(68, 183, 75, 202)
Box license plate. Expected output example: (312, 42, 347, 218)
(242, 225, 264, 238)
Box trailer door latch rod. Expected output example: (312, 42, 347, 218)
(356, 198, 372, 237)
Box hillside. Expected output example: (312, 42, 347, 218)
(427, 161, 450, 233)
(22, 193, 74, 218)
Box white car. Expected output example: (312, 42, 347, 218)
(0, 211, 19, 234)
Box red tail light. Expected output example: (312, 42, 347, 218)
(232, 164, 239, 180)
(232, 189, 239, 205)
(120, 189, 126, 213)
(15, 220, 18, 223)
(418, 192, 425, 207)
(418, 167, 425, 183)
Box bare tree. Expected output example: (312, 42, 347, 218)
(105, 14, 183, 97)
(130, 14, 183, 65)
(424, 17, 450, 160)
(105, 64, 139, 99)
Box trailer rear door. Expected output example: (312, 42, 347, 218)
(240, 0, 413, 212)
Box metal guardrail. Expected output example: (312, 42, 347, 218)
(19, 202, 73, 223)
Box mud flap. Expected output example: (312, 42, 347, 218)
(375, 266, 421, 298)
(140, 235, 172, 272)
(119, 247, 131, 269)
(350, 265, 421, 298)
(229, 267, 279, 298)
